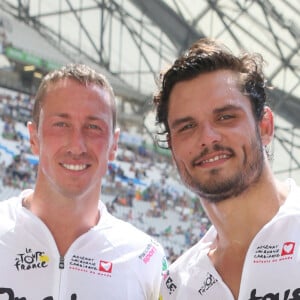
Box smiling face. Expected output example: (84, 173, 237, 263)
(167, 70, 269, 203)
(28, 78, 119, 200)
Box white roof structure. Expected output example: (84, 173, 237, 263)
(0, 0, 300, 181)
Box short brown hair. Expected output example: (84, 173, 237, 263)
(33, 63, 117, 130)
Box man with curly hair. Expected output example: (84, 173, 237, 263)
(154, 38, 300, 300)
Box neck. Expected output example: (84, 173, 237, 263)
(203, 168, 290, 300)
(23, 190, 101, 256)
(202, 173, 289, 250)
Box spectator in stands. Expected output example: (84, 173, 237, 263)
(154, 38, 300, 299)
(126, 180, 136, 207)
(0, 63, 165, 299)
(2, 115, 18, 140)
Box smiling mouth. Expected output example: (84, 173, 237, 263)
(193, 154, 231, 167)
(201, 154, 229, 165)
(61, 163, 89, 171)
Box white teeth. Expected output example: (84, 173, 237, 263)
(62, 164, 87, 171)
(202, 155, 228, 164)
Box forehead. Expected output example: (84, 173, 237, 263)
(171, 69, 239, 97)
(43, 78, 112, 107)
(46, 77, 106, 96)
(40, 78, 114, 121)
(168, 70, 252, 125)
(168, 70, 249, 112)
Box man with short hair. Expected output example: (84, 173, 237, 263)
(0, 63, 165, 299)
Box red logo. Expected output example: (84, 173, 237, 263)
(281, 242, 295, 256)
(99, 260, 113, 273)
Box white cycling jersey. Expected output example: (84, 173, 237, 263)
(0, 190, 166, 300)
(160, 179, 300, 300)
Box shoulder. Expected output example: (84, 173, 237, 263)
(0, 195, 21, 217)
(98, 201, 165, 259)
(107, 212, 164, 253)
(160, 228, 216, 299)
(169, 226, 216, 270)
(168, 238, 208, 275)
(0, 196, 20, 234)
(0, 189, 32, 233)
(97, 203, 166, 296)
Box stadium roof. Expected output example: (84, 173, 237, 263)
(1, 0, 299, 123)
(0, 0, 300, 178)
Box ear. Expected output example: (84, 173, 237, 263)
(259, 106, 274, 146)
(108, 128, 120, 161)
(27, 121, 40, 156)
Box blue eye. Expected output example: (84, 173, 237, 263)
(88, 124, 101, 130)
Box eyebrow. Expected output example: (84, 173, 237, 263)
(53, 113, 69, 119)
(169, 104, 243, 129)
(213, 104, 243, 114)
(52, 113, 105, 121)
(170, 116, 194, 130)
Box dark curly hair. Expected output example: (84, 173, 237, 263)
(153, 38, 268, 148)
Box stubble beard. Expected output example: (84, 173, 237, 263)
(174, 131, 265, 203)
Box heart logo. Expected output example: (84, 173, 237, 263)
(281, 242, 295, 256)
(99, 260, 113, 273)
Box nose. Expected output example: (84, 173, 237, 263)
(67, 128, 87, 155)
(198, 123, 221, 147)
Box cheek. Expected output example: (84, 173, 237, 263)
(171, 144, 190, 167)
(37, 132, 64, 158)
(92, 139, 111, 158)
(171, 136, 194, 158)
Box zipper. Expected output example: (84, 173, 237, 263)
(59, 255, 65, 269)
(57, 255, 65, 300)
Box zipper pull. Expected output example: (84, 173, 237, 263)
(59, 256, 65, 269)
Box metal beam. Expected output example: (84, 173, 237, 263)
(130, 0, 204, 53)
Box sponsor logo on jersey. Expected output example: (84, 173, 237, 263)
(281, 241, 295, 256)
(165, 276, 177, 295)
(161, 256, 169, 279)
(69, 255, 98, 272)
(249, 287, 300, 299)
(69, 255, 113, 277)
(162, 256, 168, 272)
(253, 241, 296, 264)
(139, 241, 157, 264)
(14, 248, 49, 271)
(99, 260, 113, 273)
(0, 288, 77, 299)
(198, 272, 218, 295)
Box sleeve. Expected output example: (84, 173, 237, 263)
(141, 239, 168, 300)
